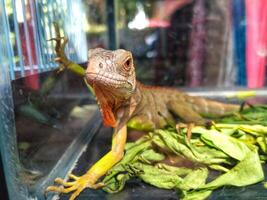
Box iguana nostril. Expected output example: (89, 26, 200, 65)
(99, 62, 103, 68)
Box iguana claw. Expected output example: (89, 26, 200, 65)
(176, 123, 195, 140)
(45, 173, 105, 200)
(48, 23, 86, 76)
(48, 23, 71, 71)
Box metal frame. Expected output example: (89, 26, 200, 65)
(106, 0, 118, 50)
(0, 153, 9, 200)
(3, 0, 90, 80)
(0, 0, 28, 199)
(3, 0, 116, 79)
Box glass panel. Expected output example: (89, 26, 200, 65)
(1, 0, 267, 200)
(5, 0, 107, 193)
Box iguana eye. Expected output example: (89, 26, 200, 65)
(123, 58, 131, 71)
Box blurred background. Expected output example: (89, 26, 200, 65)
(4, 0, 267, 88)
(0, 0, 267, 199)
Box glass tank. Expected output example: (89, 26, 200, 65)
(1, 0, 267, 200)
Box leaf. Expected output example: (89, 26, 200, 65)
(197, 128, 250, 161)
(103, 172, 131, 193)
(200, 148, 264, 189)
(155, 163, 193, 176)
(120, 140, 152, 165)
(257, 136, 267, 153)
(154, 129, 231, 165)
(103, 138, 152, 190)
(134, 163, 184, 189)
(103, 116, 266, 200)
(179, 168, 208, 191)
(153, 130, 199, 162)
(138, 149, 165, 163)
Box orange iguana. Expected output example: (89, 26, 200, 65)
(45, 28, 240, 200)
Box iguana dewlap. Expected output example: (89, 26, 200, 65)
(86, 48, 239, 131)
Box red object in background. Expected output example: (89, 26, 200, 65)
(148, 19, 170, 28)
(19, 2, 39, 90)
(246, 0, 267, 88)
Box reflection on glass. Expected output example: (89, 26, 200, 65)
(7, 0, 107, 187)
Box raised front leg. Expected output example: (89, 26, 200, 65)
(45, 125, 127, 200)
(167, 100, 206, 125)
(49, 23, 95, 94)
(49, 23, 86, 76)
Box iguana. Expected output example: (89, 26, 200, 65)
(45, 26, 240, 200)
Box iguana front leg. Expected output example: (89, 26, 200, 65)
(45, 125, 127, 200)
(49, 23, 85, 76)
(49, 23, 94, 94)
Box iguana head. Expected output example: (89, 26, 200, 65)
(85, 48, 136, 127)
(86, 48, 136, 99)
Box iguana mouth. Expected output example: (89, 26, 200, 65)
(86, 72, 129, 88)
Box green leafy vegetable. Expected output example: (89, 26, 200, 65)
(103, 106, 267, 199)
